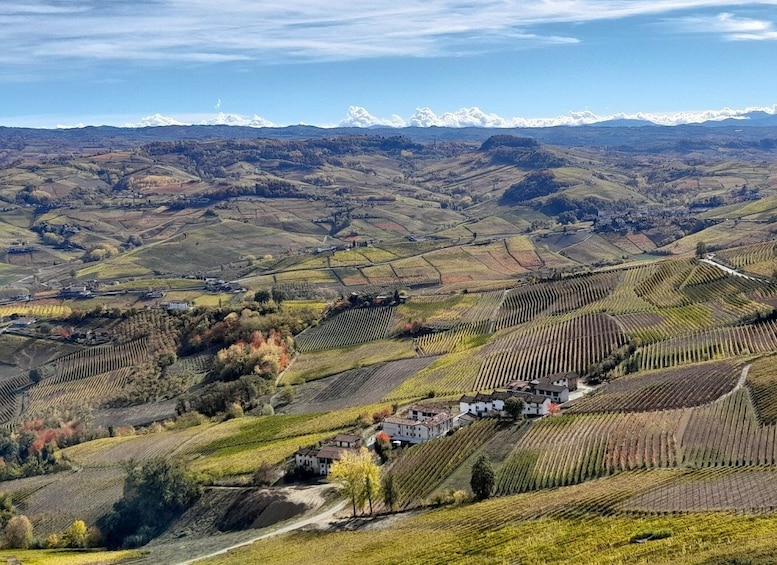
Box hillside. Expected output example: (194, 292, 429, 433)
(0, 128, 777, 563)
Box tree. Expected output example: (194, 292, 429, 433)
(99, 458, 201, 548)
(374, 431, 392, 463)
(64, 519, 89, 548)
(696, 241, 707, 258)
(381, 472, 398, 512)
(470, 455, 494, 501)
(0, 492, 15, 529)
(504, 396, 526, 421)
(254, 289, 271, 303)
(4, 515, 33, 549)
(328, 447, 381, 517)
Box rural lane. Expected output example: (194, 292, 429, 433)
(173, 500, 348, 565)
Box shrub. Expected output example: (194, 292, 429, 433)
(4, 515, 33, 549)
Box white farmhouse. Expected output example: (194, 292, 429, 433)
(459, 390, 553, 418)
(381, 404, 453, 444)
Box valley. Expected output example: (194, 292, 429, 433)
(0, 124, 776, 563)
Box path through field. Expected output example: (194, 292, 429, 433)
(700, 257, 764, 282)
(172, 499, 348, 565)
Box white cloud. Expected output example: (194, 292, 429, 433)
(675, 12, 777, 40)
(7, 1, 777, 69)
(20, 104, 777, 130)
(199, 112, 276, 127)
(124, 112, 275, 128)
(341, 104, 777, 128)
(125, 113, 186, 127)
(339, 106, 406, 127)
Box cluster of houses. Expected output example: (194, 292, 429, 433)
(293, 433, 363, 476)
(292, 373, 579, 476)
(459, 373, 577, 418)
(204, 279, 245, 293)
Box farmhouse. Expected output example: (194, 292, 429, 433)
(381, 404, 453, 444)
(459, 390, 552, 418)
(534, 371, 578, 392)
(532, 383, 569, 404)
(293, 434, 362, 476)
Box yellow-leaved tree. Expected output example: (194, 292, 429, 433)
(328, 447, 381, 517)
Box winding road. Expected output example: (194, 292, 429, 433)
(173, 500, 347, 565)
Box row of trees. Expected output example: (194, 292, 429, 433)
(329, 447, 497, 517)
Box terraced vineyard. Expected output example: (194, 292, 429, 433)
(475, 313, 626, 390)
(494, 272, 620, 330)
(569, 361, 740, 413)
(295, 306, 396, 352)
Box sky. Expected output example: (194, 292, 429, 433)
(2, 1, 777, 129)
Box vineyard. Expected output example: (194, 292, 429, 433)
(495, 410, 685, 494)
(0, 302, 71, 319)
(294, 306, 396, 352)
(623, 468, 777, 513)
(681, 388, 777, 467)
(0, 372, 31, 424)
(474, 313, 626, 390)
(569, 361, 740, 413)
(494, 272, 620, 330)
(383, 348, 482, 400)
(388, 420, 499, 507)
(631, 320, 777, 371)
(2, 467, 124, 533)
(746, 355, 777, 424)
(39, 338, 149, 384)
(25, 366, 134, 416)
(291, 357, 440, 413)
(199, 469, 777, 565)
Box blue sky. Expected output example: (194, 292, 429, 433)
(2, 1, 777, 128)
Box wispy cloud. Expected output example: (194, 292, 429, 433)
(674, 12, 777, 40)
(5, 1, 777, 71)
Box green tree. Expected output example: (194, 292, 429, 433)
(381, 472, 398, 512)
(504, 396, 526, 421)
(328, 447, 381, 517)
(696, 241, 707, 258)
(0, 492, 15, 529)
(99, 458, 201, 548)
(470, 455, 495, 501)
(4, 515, 33, 549)
(254, 289, 271, 303)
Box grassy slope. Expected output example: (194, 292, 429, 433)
(199, 470, 777, 565)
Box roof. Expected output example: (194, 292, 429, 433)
(383, 416, 418, 426)
(536, 372, 577, 384)
(333, 433, 361, 444)
(408, 404, 448, 415)
(294, 447, 319, 457)
(315, 446, 353, 461)
(534, 383, 568, 393)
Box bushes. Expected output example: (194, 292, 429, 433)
(4, 515, 33, 549)
(99, 458, 202, 549)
